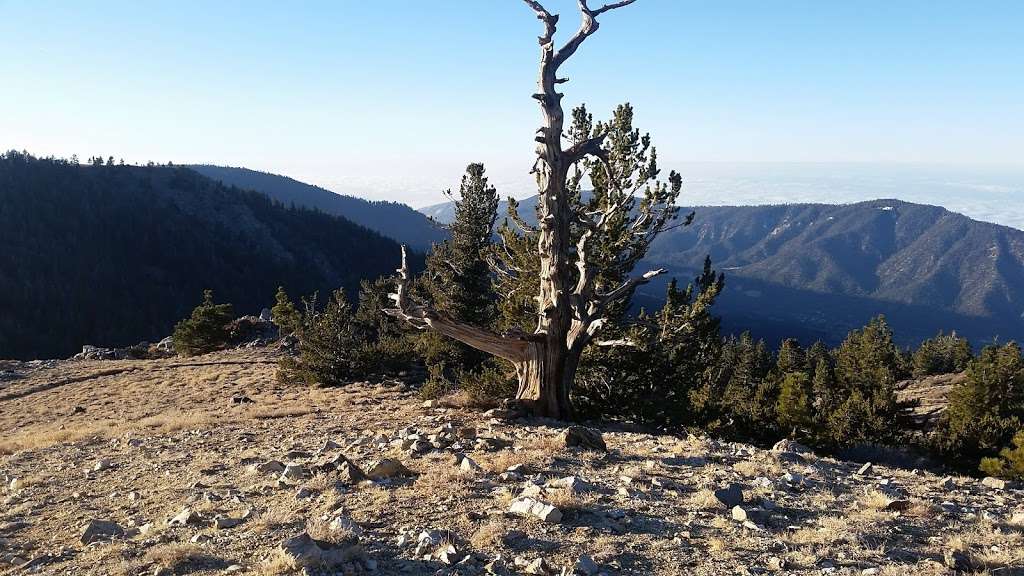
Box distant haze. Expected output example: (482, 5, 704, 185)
(412, 162, 1024, 232)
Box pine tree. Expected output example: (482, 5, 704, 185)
(777, 372, 813, 436)
(912, 331, 973, 377)
(980, 430, 1024, 480)
(826, 316, 909, 446)
(935, 342, 1024, 471)
(419, 164, 500, 397)
(277, 289, 361, 387)
(387, 1, 687, 418)
(271, 286, 302, 336)
(776, 339, 807, 375)
(353, 277, 415, 376)
(172, 290, 234, 356)
(574, 260, 724, 428)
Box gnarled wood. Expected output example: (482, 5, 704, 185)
(390, 0, 668, 420)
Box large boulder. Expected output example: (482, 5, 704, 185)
(563, 426, 606, 451)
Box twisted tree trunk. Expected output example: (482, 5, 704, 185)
(388, 0, 667, 420)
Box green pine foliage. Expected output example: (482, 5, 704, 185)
(979, 430, 1024, 480)
(271, 286, 302, 336)
(171, 290, 234, 356)
(776, 372, 813, 436)
(826, 315, 910, 446)
(934, 342, 1024, 474)
(575, 262, 725, 429)
(277, 290, 361, 387)
(419, 164, 502, 398)
(912, 331, 973, 377)
(352, 277, 416, 376)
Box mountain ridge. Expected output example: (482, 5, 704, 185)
(421, 195, 1024, 347)
(190, 165, 446, 252)
(0, 153, 413, 359)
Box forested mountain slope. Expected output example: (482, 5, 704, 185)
(0, 153, 409, 359)
(190, 165, 446, 252)
(422, 196, 1024, 346)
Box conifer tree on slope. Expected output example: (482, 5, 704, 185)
(418, 164, 499, 392)
(387, 0, 687, 419)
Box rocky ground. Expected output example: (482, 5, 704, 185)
(1, 349, 1023, 576)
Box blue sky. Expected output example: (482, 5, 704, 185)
(2, 0, 1023, 216)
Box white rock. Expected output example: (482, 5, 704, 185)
(509, 497, 562, 523)
(328, 515, 364, 537)
(460, 456, 482, 473)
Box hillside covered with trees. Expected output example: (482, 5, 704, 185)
(423, 196, 1024, 347)
(0, 152, 415, 359)
(190, 165, 446, 252)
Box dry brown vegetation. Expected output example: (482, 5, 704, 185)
(1, 348, 1022, 575)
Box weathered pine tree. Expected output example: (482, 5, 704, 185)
(387, 0, 684, 418)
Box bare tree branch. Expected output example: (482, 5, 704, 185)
(554, 0, 637, 69)
(385, 246, 530, 362)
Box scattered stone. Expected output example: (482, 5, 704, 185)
(337, 461, 368, 484)
(771, 439, 811, 453)
(80, 519, 124, 544)
(8, 478, 24, 491)
(328, 514, 364, 537)
(885, 499, 913, 512)
(714, 483, 744, 507)
(766, 556, 786, 571)
(0, 521, 28, 534)
(547, 476, 592, 493)
(563, 426, 606, 451)
(981, 476, 1006, 490)
(857, 462, 873, 475)
(525, 557, 553, 575)
(231, 395, 254, 404)
(93, 459, 112, 472)
(509, 497, 563, 523)
(459, 455, 482, 473)
(574, 554, 600, 575)
(485, 556, 512, 575)
(278, 532, 360, 569)
(944, 549, 972, 571)
(213, 515, 242, 529)
(366, 458, 413, 479)
(190, 533, 212, 544)
(279, 463, 308, 482)
(168, 508, 203, 526)
(252, 460, 286, 475)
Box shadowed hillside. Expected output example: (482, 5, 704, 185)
(190, 165, 446, 252)
(422, 196, 1024, 347)
(0, 153, 416, 360)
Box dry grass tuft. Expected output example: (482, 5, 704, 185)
(250, 406, 312, 420)
(687, 488, 724, 510)
(143, 543, 219, 570)
(469, 520, 506, 551)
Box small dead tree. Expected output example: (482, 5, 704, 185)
(387, 0, 684, 419)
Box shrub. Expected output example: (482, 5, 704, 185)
(912, 331, 973, 377)
(271, 286, 302, 336)
(776, 372, 813, 436)
(979, 430, 1024, 480)
(277, 289, 360, 387)
(934, 342, 1024, 471)
(171, 290, 233, 356)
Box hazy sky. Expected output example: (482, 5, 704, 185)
(2, 1, 1023, 214)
